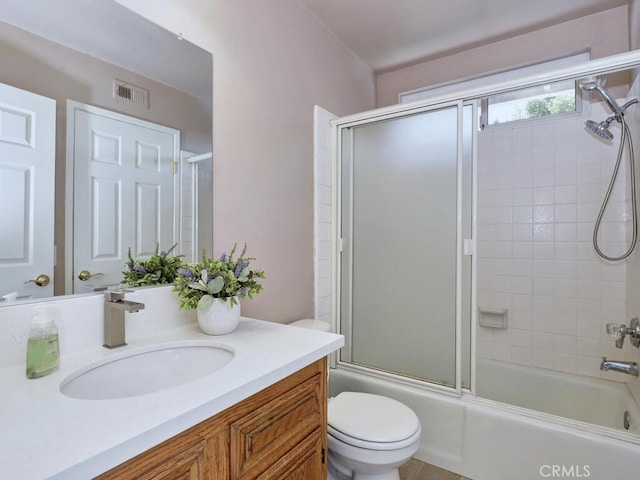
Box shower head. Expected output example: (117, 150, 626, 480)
(585, 117, 614, 141)
(579, 75, 639, 141)
(579, 75, 623, 116)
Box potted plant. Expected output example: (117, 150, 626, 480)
(173, 244, 265, 335)
(121, 243, 184, 287)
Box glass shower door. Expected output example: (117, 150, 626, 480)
(339, 102, 469, 389)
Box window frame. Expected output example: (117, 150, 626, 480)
(478, 78, 582, 130)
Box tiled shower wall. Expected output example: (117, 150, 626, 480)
(477, 101, 632, 380)
(314, 106, 336, 324)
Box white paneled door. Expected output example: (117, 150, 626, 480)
(0, 83, 55, 300)
(68, 101, 179, 293)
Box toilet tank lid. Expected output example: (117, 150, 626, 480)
(329, 392, 420, 443)
(289, 319, 332, 332)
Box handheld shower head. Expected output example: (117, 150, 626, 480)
(579, 75, 639, 141)
(579, 75, 623, 116)
(578, 75, 603, 91)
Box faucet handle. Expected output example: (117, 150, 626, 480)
(606, 323, 627, 348)
(606, 319, 640, 348)
(631, 318, 640, 348)
(606, 323, 625, 338)
(104, 290, 131, 301)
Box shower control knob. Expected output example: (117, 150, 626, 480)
(606, 323, 625, 339)
(606, 319, 640, 348)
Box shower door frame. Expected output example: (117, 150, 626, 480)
(334, 99, 471, 395)
(330, 49, 640, 398)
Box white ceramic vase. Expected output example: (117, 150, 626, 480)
(197, 296, 241, 335)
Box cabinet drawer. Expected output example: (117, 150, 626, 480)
(230, 371, 323, 479)
(256, 428, 325, 480)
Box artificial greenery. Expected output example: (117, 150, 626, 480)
(173, 243, 265, 311)
(121, 243, 184, 287)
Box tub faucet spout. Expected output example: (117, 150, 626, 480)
(104, 290, 145, 348)
(600, 357, 639, 376)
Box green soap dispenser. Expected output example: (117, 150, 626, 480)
(26, 307, 60, 379)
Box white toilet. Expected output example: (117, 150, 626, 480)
(289, 319, 422, 480)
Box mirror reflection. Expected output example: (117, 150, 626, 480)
(0, 0, 213, 303)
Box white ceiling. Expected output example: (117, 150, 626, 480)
(299, 0, 632, 72)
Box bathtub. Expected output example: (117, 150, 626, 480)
(330, 363, 640, 480)
(477, 358, 640, 432)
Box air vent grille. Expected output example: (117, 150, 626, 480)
(113, 80, 149, 108)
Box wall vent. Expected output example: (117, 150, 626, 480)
(113, 80, 149, 108)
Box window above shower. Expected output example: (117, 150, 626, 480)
(479, 78, 578, 128)
(400, 52, 590, 130)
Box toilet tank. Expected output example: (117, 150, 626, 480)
(289, 318, 332, 332)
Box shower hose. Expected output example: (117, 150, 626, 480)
(592, 115, 638, 261)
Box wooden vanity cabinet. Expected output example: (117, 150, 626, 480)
(95, 358, 327, 480)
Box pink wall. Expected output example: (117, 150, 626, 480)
(116, 0, 375, 322)
(376, 6, 630, 107)
(631, 0, 640, 50)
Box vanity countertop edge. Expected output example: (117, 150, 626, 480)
(0, 317, 344, 480)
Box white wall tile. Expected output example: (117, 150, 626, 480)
(554, 334, 576, 354)
(313, 106, 337, 322)
(533, 224, 554, 241)
(533, 331, 555, 350)
(477, 110, 631, 379)
(554, 185, 576, 203)
(492, 343, 512, 362)
(533, 187, 554, 205)
(511, 346, 533, 365)
(534, 205, 554, 223)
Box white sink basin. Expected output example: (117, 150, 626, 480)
(60, 341, 235, 400)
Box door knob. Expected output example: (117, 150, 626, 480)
(78, 270, 104, 282)
(24, 274, 51, 287)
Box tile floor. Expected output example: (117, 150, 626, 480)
(399, 458, 471, 480)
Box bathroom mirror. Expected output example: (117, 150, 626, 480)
(0, 0, 213, 303)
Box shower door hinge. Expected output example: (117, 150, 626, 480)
(171, 161, 178, 174)
(463, 238, 476, 256)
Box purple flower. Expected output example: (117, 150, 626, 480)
(177, 268, 194, 279)
(159, 250, 167, 258)
(234, 259, 244, 277)
(133, 265, 147, 274)
(219, 252, 227, 262)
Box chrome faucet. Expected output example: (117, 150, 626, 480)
(103, 290, 145, 348)
(600, 357, 639, 377)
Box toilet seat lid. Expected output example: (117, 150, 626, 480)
(328, 392, 420, 444)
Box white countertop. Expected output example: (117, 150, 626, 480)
(0, 318, 343, 480)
